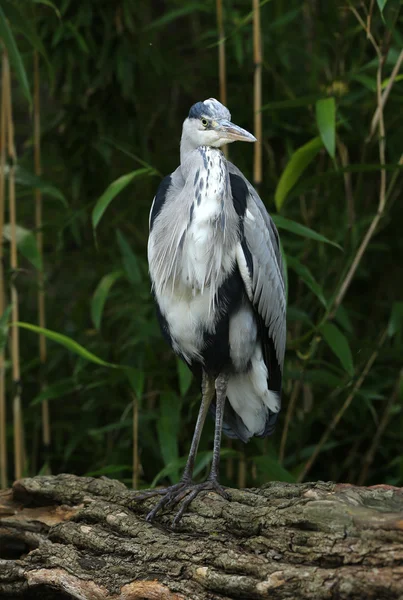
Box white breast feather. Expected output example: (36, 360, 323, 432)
(149, 147, 238, 362)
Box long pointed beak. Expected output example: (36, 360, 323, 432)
(215, 119, 257, 143)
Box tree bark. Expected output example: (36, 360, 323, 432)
(0, 475, 402, 599)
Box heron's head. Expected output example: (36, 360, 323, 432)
(182, 98, 256, 150)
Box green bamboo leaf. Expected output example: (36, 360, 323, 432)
(274, 137, 323, 210)
(144, 4, 209, 31)
(0, 306, 12, 353)
(388, 302, 403, 338)
(92, 168, 155, 231)
(116, 230, 141, 285)
(14, 166, 67, 206)
(287, 256, 327, 307)
(3, 224, 42, 270)
(16, 322, 119, 368)
(1, 2, 53, 82)
(150, 456, 188, 487)
(32, 0, 61, 18)
(0, 5, 32, 105)
(157, 392, 181, 484)
(320, 322, 354, 376)
(91, 270, 124, 330)
(316, 97, 336, 159)
(150, 449, 238, 488)
(376, 0, 387, 16)
(30, 379, 80, 406)
(272, 215, 342, 250)
(177, 358, 193, 397)
(253, 456, 296, 483)
(126, 368, 145, 399)
(382, 74, 403, 89)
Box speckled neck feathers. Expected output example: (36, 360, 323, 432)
(148, 146, 239, 306)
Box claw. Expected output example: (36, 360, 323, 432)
(134, 478, 230, 525)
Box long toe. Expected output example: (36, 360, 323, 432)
(143, 481, 190, 522)
(136, 479, 230, 525)
(171, 480, 230, 527)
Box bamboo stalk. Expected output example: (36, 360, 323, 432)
(34, 52, 51, 460)
(253, 0, 262, 187)
(4, 53, 23, 480)
(132, 394, 139, 489)
(331, 6, 393, 317)
(369, 49, 403, 141)
(216, 0, 227, 158)
(0, 52, 7, 488)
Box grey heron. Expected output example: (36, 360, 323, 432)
(142, 98, 286, 524)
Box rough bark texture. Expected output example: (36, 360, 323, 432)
(0, 475, 402, 599)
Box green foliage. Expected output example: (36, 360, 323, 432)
(16, 323, 120, 368)
(92, 169, 156, 231)
(1, 0, 402, 490)
(3, 224, 42, 270)
(320, 323, 354, 377)
(315, 98, 336, 159)
(91, 270, 125, 330)
(274, 137, 324, 210)
(0, 3, 31, 104)
(272, 215, 342, 249)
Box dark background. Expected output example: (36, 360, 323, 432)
(0, 0, 402, 490)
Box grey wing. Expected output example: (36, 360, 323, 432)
(229, 163, 286, 374)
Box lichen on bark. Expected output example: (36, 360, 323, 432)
(0, 475, 402, 599)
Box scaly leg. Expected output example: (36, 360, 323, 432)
(169, 372, 230, 525)
(136, 372, 215, 522)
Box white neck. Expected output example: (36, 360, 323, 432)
(180, 129, 196, 166)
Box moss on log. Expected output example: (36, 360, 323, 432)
(0, 474, 403, 599)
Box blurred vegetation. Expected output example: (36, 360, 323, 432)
(0, 0, 402, 491)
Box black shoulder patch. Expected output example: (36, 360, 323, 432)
(229, 173, 248, 218)
(150, 174, 172, 230)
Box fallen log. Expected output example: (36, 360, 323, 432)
(0, 474, 402, 599)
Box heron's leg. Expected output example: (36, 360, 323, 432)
(168, 373, 230, 526)
(136, 372, 215, 522)
(181, 371, 215, 480)
(208, 372, 229, 481)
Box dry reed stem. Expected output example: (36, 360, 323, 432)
(4, 54, 23, 480)
(216, 0, 227, 159)
(132, 395, 139, 489)
(252, 0, 262, 186)
(297, 328, 388, 482)
(34, 53, 50, 454)
(331, 7, 390, 316)
(369, 49, 403, 141)
(301, 9, 392, 480)
(0, 52, 7, 488)
(357, 369, 403, 486)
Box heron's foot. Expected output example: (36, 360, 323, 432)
(139, 478, 230, 526)
(134, 481, 188, 501)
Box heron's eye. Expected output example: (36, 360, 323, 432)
(201, 118, 208, 128)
